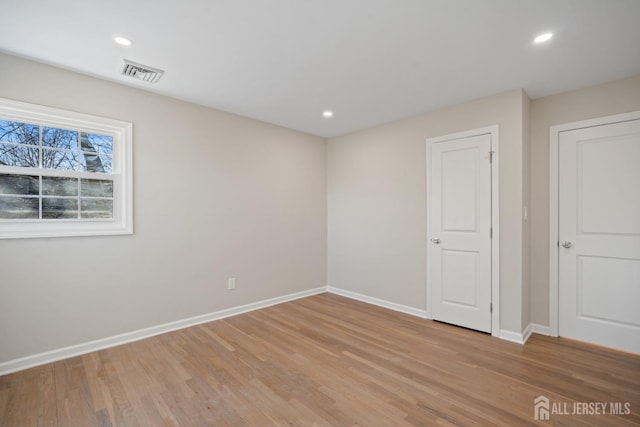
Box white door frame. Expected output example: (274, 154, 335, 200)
(426, 125, 500, 336)
(548, 110, 640, 337)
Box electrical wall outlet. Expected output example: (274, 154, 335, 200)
(227, 277, 236, 290)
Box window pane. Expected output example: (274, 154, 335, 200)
(42, 148, 78, 171)
(0, 143, 39, 167)
(80, 132, 112, 155)
(79, 153, 112, 173)
(0, 196, 39, 219)
(42, 198, 78, 219)
(0, 174, 39, 195)
(81, 199, 113, 219)
(0, 120, 39, 146)
(42, 176, 78, 197)
(81, 179, 113, 197)
(42, 127, 78, 150)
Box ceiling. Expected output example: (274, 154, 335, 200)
(1, 0, 639, 138)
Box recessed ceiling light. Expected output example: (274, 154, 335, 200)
(322, 110, 333, 118)
(114, 36, 133, 47)
(534, 32, 553, 44)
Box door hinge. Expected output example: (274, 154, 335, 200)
(490, 227, 493, 238)
(490, 302, 493, 313)
(489, 151, 495, 163)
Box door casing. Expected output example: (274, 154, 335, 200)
(426, 125, 500, 336)
(548, 110, 640, 337)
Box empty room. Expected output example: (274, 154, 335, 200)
(0, 0, 639, 425)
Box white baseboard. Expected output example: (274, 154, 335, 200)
(500, 323, 542, 345)
(522, 323, 533, 343)
(499, 328, 528, 345)
(0, 286, 326, 376)
(327, 286, 429, 318)
(328, 287, 539, 346)
(530, 323, 551, 336)
(0, 285, 555, 376)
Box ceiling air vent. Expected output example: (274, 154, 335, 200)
(122, 59, 164, 83)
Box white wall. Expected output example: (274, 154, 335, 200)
(327, 74, 640, 336)
(0, 53, 327, 364)
(529, 74, 640, 327)
(3, 51, 636, 367)
(327, 89, 528, 335)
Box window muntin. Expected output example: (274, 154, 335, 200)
(0, 98, 132, 238)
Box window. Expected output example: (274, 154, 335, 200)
(0, 98, 132, 239)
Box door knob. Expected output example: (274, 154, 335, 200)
(561, 241, 572, 249)
(431, 238, 441, 244)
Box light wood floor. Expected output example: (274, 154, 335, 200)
(1, 293, 638, 426)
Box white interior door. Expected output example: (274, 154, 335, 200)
(559, 118, 640, 354)
(429, 134, 492, 333)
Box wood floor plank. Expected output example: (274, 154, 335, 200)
(0, 364, 56, 427)
(1, 293, 638, 426)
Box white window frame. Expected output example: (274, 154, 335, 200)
(0, 97, 133, 239)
